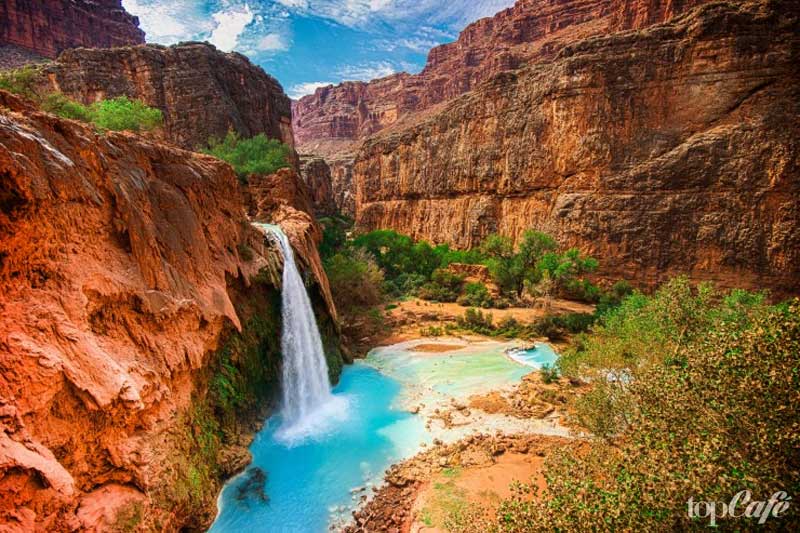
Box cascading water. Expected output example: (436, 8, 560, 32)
(254, 223, 347, 444)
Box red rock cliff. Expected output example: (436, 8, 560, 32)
(0, 0, 144, 59)
(38, 43, 295, 152)
(0, 90, 338, 531)
(292, 0, 709, 153)
(352, 0, 800, 295)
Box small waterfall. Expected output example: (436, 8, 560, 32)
(254, 223, 346, 444)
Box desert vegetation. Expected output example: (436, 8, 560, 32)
(202, 130, 291, 183)
(0, 67, 163, 132)
(445, 279, 800, 531)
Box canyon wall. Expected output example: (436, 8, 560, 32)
(292, 0, 709, 153)
(0, 0, 144, 59)
(38, 43, 295, 151)
(352, 0, 800, 294)
(0, 90, 340, 531)
(299, 156, 338, 216)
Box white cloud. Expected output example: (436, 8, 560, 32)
(209, 4, 254, 52)
(288, 81, 334, 99)
(254, 33, 289, 52)
(272, 0, 516, 29)
(123, 0, 214, 44)
(336, 61, 397, 81)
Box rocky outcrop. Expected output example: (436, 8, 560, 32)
(292, 0, 709, 154)
(299, 156, 338, 216)
(37, 43, 294, 151)
(352, 0, 800, 295)
(247, 167, 338, 324)
(0, 0, 144, 59)
(0, 90, 339, 531)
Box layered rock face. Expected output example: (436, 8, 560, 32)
(299, 156, 338, 216)
(0, 0, 144, 59)
(353, 0, 800, 294)
(0, 91, 338, 531)
(292, 0, 708, 153)
(39, 43, 294, 151)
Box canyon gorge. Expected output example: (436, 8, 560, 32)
(0, 0, 798, 531)
(295, 0, 800, 295)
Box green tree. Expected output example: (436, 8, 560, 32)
(203, 130, 290, 183)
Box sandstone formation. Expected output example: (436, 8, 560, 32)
(299, 156, 338, 216)
(247, 167, 338, 324)
(38, 43, 294, 152)
(292, 0, 709, 153)
(0, 0, 144, 59)
(350, 0, 800, 295)
(0, 90, 340, 531)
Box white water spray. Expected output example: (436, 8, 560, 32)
(254, 223, 346, 444)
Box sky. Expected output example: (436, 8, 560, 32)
(121, 0, 516, 99)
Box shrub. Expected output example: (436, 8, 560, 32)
(420, 325, 444, 337)
(457, 308, 494, 335)
(318, 215, 353, 260)
(324, 248, 384, 314)
(532, 315, 564, 341)
(385, 272, 427, 297)
(556, 312, 595, 334)
(481, 280, 799, 531)
(459, 282, 493, 308)
(495, 316, 524, 338)
(539, 363, 559, 384)
(419, 268, 464, 303)
(0, 66, 40, 99)
(40, 93, 92, 121)
(203, 130, 290, 182)
(88, 96, 163, 132)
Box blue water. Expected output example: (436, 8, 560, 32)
(210, 362, 428, 533)
(506, 343, 559, 369)
(210, 340, 560, 533)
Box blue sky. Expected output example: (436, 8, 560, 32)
(122, 1, 515, 99)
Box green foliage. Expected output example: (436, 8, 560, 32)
(203, 130, 290, 182)
(325, 248, 385, 314)
(432, 244, 486, 267)
(0, 66, 40, 99)
(385, 272, 427, 298)
(477, 280, 800, 531)
(418, 268, 464, 302)
(458, 282, 493, 308)
(420, 325, 444, 337)
(481, 230, 560, 298)
(318, 215, 353, 260)
(457, 308, 495, 335)
(539, 363, 559, 384)
(40, 93, 92, 121)
(532, 315, 565, 341)
(88, 96, 163, 132)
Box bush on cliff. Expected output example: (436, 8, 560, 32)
(203, 130, 290, 183)
(89, 96, 163, 132)
(0, 66, 40, 99)
(41, 93, 93, 122)
(454, 279, 800, 531)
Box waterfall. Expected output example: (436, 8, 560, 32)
(254, 223, 346, 444)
